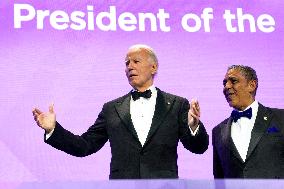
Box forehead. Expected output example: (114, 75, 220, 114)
(126, 48, 149, 59)
(225, 68, 245, 79)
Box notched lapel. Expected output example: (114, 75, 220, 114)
(144, 89, 174, 147)
(114, 93, 140, 142)
(246, 104, 273, 160)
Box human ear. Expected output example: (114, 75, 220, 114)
(248, 80, 257, 93)
(151, 63, 158, 75)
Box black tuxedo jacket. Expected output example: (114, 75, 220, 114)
(212, 103, 284, 178)
(46, 88, 209, 179)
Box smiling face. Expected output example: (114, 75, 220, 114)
(223, 68, 257, 111)
(125, 46, 158, 92)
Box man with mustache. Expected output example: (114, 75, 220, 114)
(32, 44, 209, 179)
(213, 65, 284, 178)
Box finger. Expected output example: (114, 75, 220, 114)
(193, 99, 200, 109)
(190, 99, 198, 110)
(33, 113, 42, 121)
(195, 102, 200, 111)
(33, 108, 42, 115)
(189, 112, 200, 126)
(32, 110, 37, 117)
(32, 110, 40, 120)
(194, 106, 201, 116)
(189, 108, 200, 118)
(32, 109, 36, 115)
(190, 112, 200, 120)
(49, 103, 54, 114)
(35, 115, 41, 125)
(190, 104, 200, 116)
(191, 99, 200, 114)
(33, 115, 38, 121)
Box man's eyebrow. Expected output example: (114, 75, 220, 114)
(125, 57, 142, 61)
(226, 76, 237, 80)
(223, 76, 238, 83)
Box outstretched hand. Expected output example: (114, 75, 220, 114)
(188, 99, 200, 132)
(32, 104, 56, 134)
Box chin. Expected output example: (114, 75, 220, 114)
(231, 104, 243, 111)
(129, 80, 135, 86)
(228, 101, 237, 109)
(129, 82, 139, 89)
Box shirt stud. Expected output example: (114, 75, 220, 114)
(264, 116, 267, 120)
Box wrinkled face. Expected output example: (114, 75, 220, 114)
(223, 69, 256, 111)
(125, 48, 157, 91)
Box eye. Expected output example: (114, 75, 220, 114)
(125, 60, 130, 66)
(134, 60, 140, 64)
(231, 79, 238, 84)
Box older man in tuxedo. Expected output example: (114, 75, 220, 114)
(213, 65, 284, 178)
(32, 44, 209, 179)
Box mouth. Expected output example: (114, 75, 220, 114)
(129, 73, 138, 79)
(225, 92, 235, 101)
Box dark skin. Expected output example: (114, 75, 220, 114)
(223, 68, 257, 111)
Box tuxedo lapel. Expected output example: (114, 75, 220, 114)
(143, 89, 174, 147)
(246, 104, 273, 160)
(115, 93, 140, 143)
(222, 118, 244, 163)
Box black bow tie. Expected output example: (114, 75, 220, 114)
(231, 107, 252, 122)
(131, 90, 152, 101)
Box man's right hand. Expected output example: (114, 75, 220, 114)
(32, 104, 56, 134)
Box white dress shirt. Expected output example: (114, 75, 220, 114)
(231, 100, 259, 162)
(130, 86, 157, 146)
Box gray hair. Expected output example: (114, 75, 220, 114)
(228, 65, 258, 96)
(128, 44, 158, 66)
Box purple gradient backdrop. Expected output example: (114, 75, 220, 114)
(0, 0, 284, 182)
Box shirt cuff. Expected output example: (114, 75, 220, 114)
(189, 125, 199, 136)
(45, 128, 55, 140)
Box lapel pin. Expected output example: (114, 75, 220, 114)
(167, 102, 171, 105)
(264, 117, 267, 120)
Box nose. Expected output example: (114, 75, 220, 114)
(223, 81, 231, 94)
(125, 62, 133, 75)
(126, 60, 135, 70)
(225, 81, 232, 89)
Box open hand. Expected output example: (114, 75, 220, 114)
(32, 104, 56, 133)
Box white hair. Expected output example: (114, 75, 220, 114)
(128, 44, 158, 65)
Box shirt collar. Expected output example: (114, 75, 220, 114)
(234, 100, 258, 112)
(132, 85, 156, 93)
(131, 85, 157, 101)
(244, 100, 258, 112)
(234, 100, 259, 119)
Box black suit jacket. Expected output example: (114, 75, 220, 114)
(212, 103, 284, 178)
(46, 88, 209, 179)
